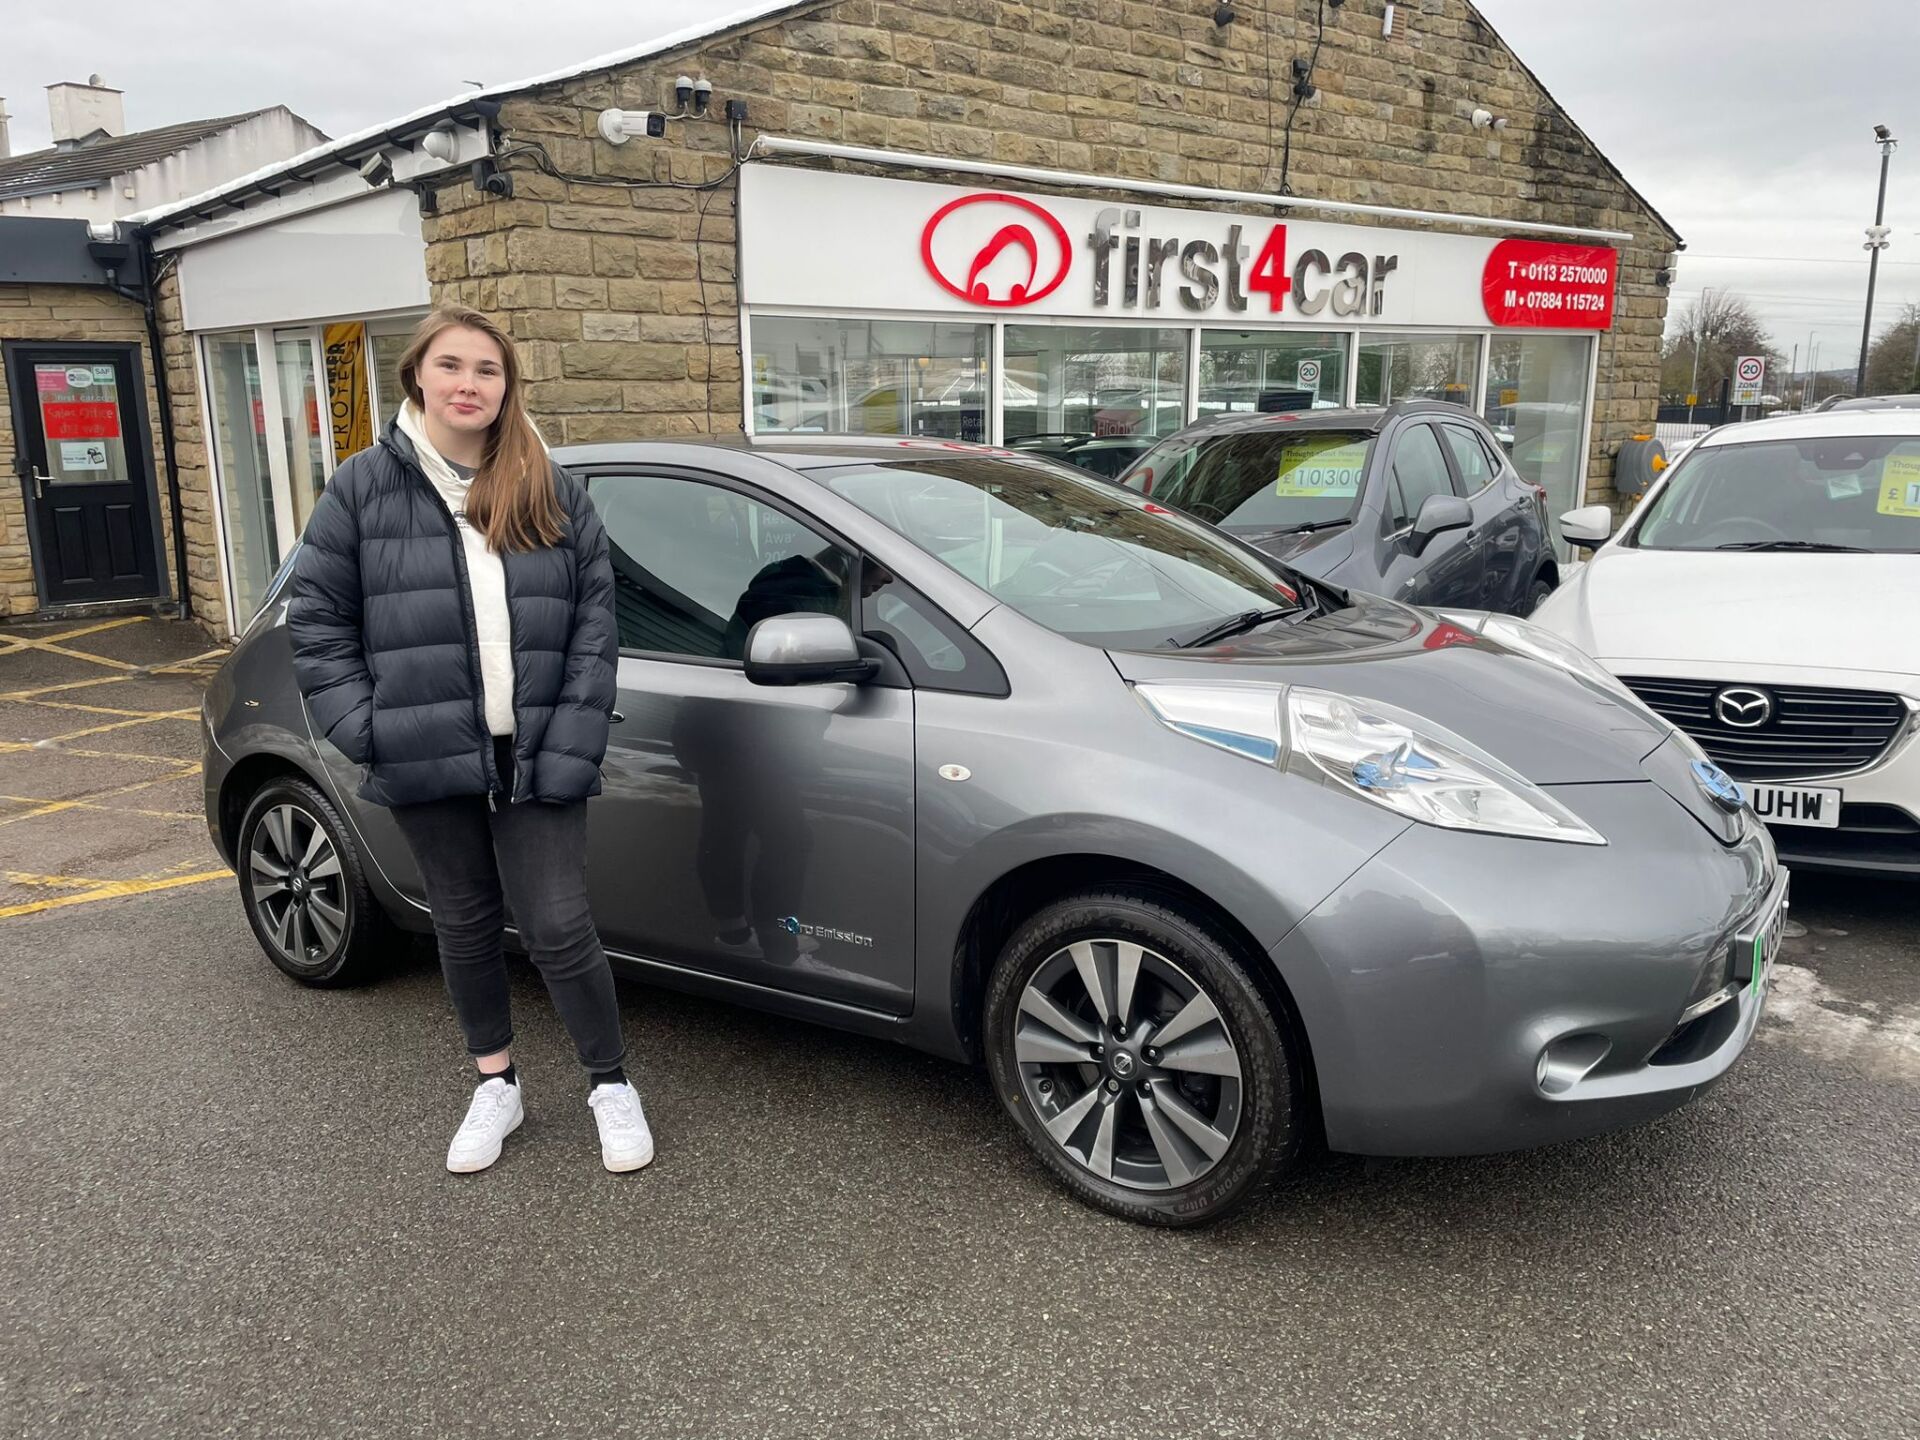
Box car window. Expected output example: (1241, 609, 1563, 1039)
(1440, 423, 1496, 493)
(815, 454, 1302, 650)
(861, 566, 1009, 696)
(1119, 427, 1375, 532)
(1630, 434, 1920, 554)
(1388, 424, 1455, 530)
(585, 472, 854, 659)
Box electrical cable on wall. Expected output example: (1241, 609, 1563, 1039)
(1272, 0, 1328, 197)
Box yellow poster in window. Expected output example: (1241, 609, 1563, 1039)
(324, 323, 373, 463)
(1275, 435, 1369, 498)
(1878, 452, 1920, 518)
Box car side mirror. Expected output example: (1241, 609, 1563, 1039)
(744, 613, 878, 686)
(1559, 504, 1615, 551)
(1408, 494, 1473, 554)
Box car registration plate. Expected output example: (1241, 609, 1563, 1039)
(1746, 783, 1842, 829)
(1731, 874, 1790, 997)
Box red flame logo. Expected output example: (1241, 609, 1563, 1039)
(921, 193, 1071, 308)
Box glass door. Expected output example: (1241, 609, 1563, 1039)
(275, 330, 330, 535)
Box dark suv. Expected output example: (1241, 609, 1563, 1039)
(1120, 401, 1559, 615)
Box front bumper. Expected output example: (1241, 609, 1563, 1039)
(1271, 778, 1779, 1157)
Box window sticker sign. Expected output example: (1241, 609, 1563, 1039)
(1275, 436, 1369, 498)
(59, 440, 109, 471)
(40, 400, 121, 441)
(65, 366, 97, 390)
(1296, 359, 1322, 390)
(1879, 452, 1920, 518)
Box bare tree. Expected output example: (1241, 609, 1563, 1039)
(1661, 291, 1786, 403)
(1865, 301, 1920, 396)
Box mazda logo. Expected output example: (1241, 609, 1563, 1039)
(920, 193, 1072, 308)
(1713, 687, 1773, 729)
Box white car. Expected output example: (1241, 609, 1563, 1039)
(1533, 411, 1920, 877)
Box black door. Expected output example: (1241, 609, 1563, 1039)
(5, 343, 162, 605)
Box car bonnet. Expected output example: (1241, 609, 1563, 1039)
(1108, 595, 1670, 784)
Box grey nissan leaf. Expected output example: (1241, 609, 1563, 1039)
(202, 437, 1785, 1226)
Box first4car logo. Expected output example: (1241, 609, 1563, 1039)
(919, 193, 1399, 317)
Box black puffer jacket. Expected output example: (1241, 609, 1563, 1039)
(287, 421, 616, 808)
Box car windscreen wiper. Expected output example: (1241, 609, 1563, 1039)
(1714, 540, 1873, 552)
(1170, 607, 1295, 649)
(1242, 518, 1352, 540)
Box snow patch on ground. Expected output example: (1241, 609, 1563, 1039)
(1759, 963, 1920, 1083)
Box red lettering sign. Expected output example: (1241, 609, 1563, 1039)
(1481, 239, 1618, 329)
(40, 401, 121, 441)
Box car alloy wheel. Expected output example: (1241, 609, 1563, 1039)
(1013, 937, 1245, 1191)
(248, 802, 350, 970)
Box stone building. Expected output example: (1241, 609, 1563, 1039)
(20, 0, 1679, 637)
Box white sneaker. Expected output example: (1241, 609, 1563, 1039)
(587, 1082, 654, 1172)
(446, 1076, 524, 1173)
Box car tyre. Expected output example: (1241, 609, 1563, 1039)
(237, 774, 391, 987)
(1522, 573, 1554, 616)
(984, 888, 1302, 1227)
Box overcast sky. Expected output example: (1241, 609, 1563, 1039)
(5, 0, 1916, 374)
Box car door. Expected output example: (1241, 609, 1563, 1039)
(1438, 420, 1526, 611)
(1371, 420, 1485, 608)
(582, 465, 918, 1016)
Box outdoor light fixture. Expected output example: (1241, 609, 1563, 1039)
(356, 151, 394, 187)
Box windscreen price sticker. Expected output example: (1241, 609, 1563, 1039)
(1732, 356, 1765, 405)
(1275, 437, 1368, 498)
(1880, 453, 1920, 518)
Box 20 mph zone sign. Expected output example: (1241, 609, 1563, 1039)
(1732, 355, 1765, 405)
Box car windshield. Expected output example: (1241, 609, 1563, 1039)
(815, 455, 1302, 649)
(1119, 428, 1375, 533)
(1630, 433, 1920, 553)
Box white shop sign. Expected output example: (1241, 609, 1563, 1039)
(739, 166, 1619, 331)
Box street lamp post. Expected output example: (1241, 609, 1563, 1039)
(1856, 125, 1898, 397)
(1687, 287, 1710, 422)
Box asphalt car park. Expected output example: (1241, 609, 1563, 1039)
(3, 615, 1918, 1437)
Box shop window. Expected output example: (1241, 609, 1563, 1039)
(1355, 332, 1480, 409)
(1199, 330, 1348, 414)
(750, 317, 989, 439)
(276, 331, 329, 536)
(586, 472, 854, 660)
(1003, 325, 1189, 442)
(371, 330, 412, 431)
(204, 333, 280, 621)
(1484, 334, 1592, 541)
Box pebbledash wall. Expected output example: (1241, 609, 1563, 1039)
(150, 0, 1679, 638)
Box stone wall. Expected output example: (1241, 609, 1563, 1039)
(421, 0, 1676, 505)
(150, 267, 226, 626)
(0, 281, 174, 619)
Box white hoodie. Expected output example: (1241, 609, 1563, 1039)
(395, 401, 515, 737)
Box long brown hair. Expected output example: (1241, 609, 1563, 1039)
(398, 306, 564, 552)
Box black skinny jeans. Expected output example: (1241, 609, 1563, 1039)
(391, 739, 625, 1073)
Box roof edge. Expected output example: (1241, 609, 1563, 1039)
(1461, 1, 1683, 250)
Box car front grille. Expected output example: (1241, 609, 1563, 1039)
(1620, 676, 1912, 782)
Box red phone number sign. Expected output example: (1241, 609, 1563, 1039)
(1481, 239, 1618, 329)
(41, 401, 122, 441)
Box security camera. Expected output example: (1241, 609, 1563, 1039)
(597, 108, 667, 145)
(472, 159, 513, 199)
(692, 78, 713, 115)
(358, 151, 394, 187)
(420, 125, 459, 164)
(676, 75, 695, 109)
(1213, 4, 1235, 24)
(1874, 123, 1892, 142)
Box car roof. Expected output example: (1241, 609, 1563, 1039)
(1825, 394, 1920, 412)
(1169, 399, 1480, 440)
(551, 434, 1063, 473)
(1691, 409, 1920, 448)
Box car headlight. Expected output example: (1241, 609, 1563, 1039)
(1437, 609, 1674, 733)
(1134, 682, 1606, 845)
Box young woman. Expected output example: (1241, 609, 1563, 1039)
(288, 306, 651, 1176)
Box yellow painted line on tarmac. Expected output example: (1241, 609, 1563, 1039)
(32, 708, 200, 745)
(0, 740, 191, 764)
(14, 697, 178, 719)
(0, 868, 231, 920)
(0, 673, 138, 703)
(0, 616, 147, 656)
(4, 871, 119, 891)
(0, 762, 202, 827)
